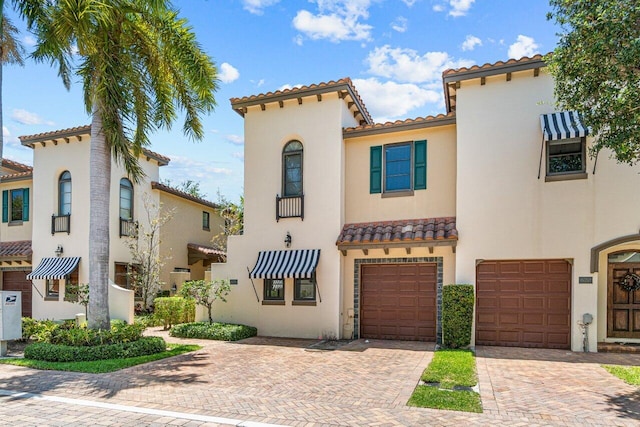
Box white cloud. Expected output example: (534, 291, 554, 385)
(293, 0, 373, 43)
(1, 126, 19, 147)
(2, 126, 9, 138)
(391, 17, 408, 33)
(165, 155, 233, 181)
(278, 83, 303, 91)
(402, 0, 417, 6)
(294, 35, 304, 46)
(218, 62, 240, 84)
(225, 134, 244, 145)
(365, 45, 474, 83)
(508, 35, 539, 59)
(11, 109, 54, 126)
(241, 0, 279, 15)
(461, 35, 482, 51)
(449, 0, 475, 17)
(23, 35, 36, 47)
(231, 151, 245, 161)
(433, 4, 444, 12)
(353, 78, 441, 122)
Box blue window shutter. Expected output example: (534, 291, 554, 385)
(370, 146, 382, 194)
(414, 140, 427, 190)
(1, 190, 7, 223)
(22, 188, 29, 221)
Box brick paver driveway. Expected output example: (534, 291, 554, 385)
(0, 330, 639, 426)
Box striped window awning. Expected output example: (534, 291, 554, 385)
(540, 111, 590, 141)
(250, 249, 320, 279)
(27, 257, 80, 280)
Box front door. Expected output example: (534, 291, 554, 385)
(608, 254, 640, 338)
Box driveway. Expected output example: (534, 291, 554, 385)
(0, 331, 638, 426)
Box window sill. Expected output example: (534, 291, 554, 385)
(292, 300, 316, 306)
(203, 227, 210, 231)
(262, 300, 285, 305)
(44, 296, 59, 301)
(545, 172, 588, 182)
(381, 190, 414, 198)
(8, 221, 23, 226)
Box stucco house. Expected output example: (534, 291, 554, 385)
(0, 125, 224, 322)
(210, 54, 640, 352)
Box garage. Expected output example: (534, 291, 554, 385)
(2, 270, 33, 317)
(360, 263, 437, 341)
(476, 259, 571, 349)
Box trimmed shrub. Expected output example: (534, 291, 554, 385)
(170, 322, 257, 341)
(182, 297, 196, 323)
(24, 336, 167, 362)
(154, 297, 194, 330)
(21, 318, 57, 342)
(48, 321, 145, 347)
(442, 284, 474, 349)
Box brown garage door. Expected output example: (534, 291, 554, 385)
(2, 270, 33, 317)
(476, 260, 571, 349)
(360, 263, 436, 341)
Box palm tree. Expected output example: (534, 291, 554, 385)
(28, 0, 217, 329)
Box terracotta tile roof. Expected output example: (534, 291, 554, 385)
(151, 181, 219, 210)
(187, 243, 225, 257)
(0, 171, 33, 182)
(230, 77, 373, 125)
(1, 158, 32, 172)
(344, 113, 456, 137)
(336, 217, 457, 246)
(442, 54, 547, 77)
(0, 240, 32, 258)
(18, 125, 170, 165)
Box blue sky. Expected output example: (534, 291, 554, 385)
(2, 0, 559, 202)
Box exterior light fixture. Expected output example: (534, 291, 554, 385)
(55, 245, 64, 257)
(284, 232, 292, 248)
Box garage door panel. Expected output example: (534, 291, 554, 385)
(476, 260, 571, 349)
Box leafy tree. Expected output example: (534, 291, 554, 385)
(179, 279, 230, 324)
(64, 283, 90, 318)
(211, 191, 244, 257)
(161, 179, 206, 199)
(547, 0, 640, 163)
(27, 1, 217, 329)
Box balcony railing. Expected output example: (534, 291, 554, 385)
(119, 218, 138, 237)
(276, 194, 304, 222)
(51, 214, 71, 234)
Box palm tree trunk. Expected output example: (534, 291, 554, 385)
(87, 109, 111, 329)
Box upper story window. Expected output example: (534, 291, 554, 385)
(119, 178, 134, 220)
(370, 140, 427, 195)
(546, 137, 586, 180)
(2, 188, 29, 224)
(203, 211, 210, 231)
(58, 171, 72, 215)
(282, 140, 303, 197)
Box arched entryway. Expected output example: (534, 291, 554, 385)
(606, 251, 640, 338)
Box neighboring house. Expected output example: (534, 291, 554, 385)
(0, 125, 222, 321)
(211, 54, 640, 352)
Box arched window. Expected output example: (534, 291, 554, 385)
(58, 171, 72, 215)
(282, 140, 303, 197)
(119, 178, 133, 220)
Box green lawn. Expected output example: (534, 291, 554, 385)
(0, 344, 201, 373)
(603, 365, 640, 386)
(408, 349, 482, 413)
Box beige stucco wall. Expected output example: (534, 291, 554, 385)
(209, 93, 358, 338)
(0, 179, 33, 242)
(344, 125, 456, 223)
(29, 135, 161, 321)
(454, 69, 640, 351)
(157, 192, 221, 289)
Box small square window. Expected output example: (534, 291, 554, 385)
(202, 211, 210, 231)
(46, 279, 60, 299)
(264, 279, 284, 300)
(294, 277, 316, 301)
(546, 137, 586, 179)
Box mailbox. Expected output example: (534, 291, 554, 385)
(0, 291, 22, 341)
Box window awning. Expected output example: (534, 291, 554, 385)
(27, 257, 80, 280)
(250, 249, 320, 279)
(540, 111, 589, 141)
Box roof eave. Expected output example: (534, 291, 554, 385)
(443, 58, 546, 84)
(343, 115, 456, 138)
(336, 240, 457, 251)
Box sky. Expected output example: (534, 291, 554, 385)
(2, 0, 560, 203)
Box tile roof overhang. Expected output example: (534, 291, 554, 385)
(151, 182, 219, 210)
(19, 125, 170, 166)
(442, 54, 548, 113)
(1, 159, 32, 173)
(0, 171, 33, 183)
(0, 240, 32, 262)
(230, 78, 373, 126)
(336, 217, 457, 255)
(187, 243, 225, 266)
(343, 113, 456, 138)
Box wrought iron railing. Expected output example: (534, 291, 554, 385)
(119, 218, 138, 237)
(51, 214, 71, 234)
(276, 194, 304, 221)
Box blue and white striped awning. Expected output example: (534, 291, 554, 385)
(250, 249, 320, 279)
(540, 111, 590, 141)
(27, 257, 80, 280)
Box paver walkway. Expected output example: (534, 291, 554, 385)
(0, 330, 638, 426)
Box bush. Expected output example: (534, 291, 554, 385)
(170, 322, 257, 341)
(135, 314, 163, 328)
(47, 321, 145, 347)
(21, 318, 58, 342)
(442, 284, 474, 349)
(154, 297, 194, 330)
(24, 336, 167, 362)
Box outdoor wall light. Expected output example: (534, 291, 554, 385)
(284, 232, 292, 248)
(171, 283, 177, 292)
(55, 245, 64, 257)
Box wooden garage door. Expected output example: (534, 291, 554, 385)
(360, 263, 436, 341)
(2, 270, 32, 318)
(476, 260, 571, 349)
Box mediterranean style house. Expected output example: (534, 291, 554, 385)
(209, 54, 640, 352)
(0, 125, 224, 322)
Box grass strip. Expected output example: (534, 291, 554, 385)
(408, 386, 482, 413)
(0, 344, 201, 373)
(603, 365, 640, 386)
(421, 349, 477, 388)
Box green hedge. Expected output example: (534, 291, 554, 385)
(24, 336, 167, 362)
(170, 322, 257, 341)
(442, 284, 474, 349)
(154, 297, 195, 330)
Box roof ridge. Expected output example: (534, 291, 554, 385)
(151, 181, 219, 209)
(443, 53, 547, 76)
